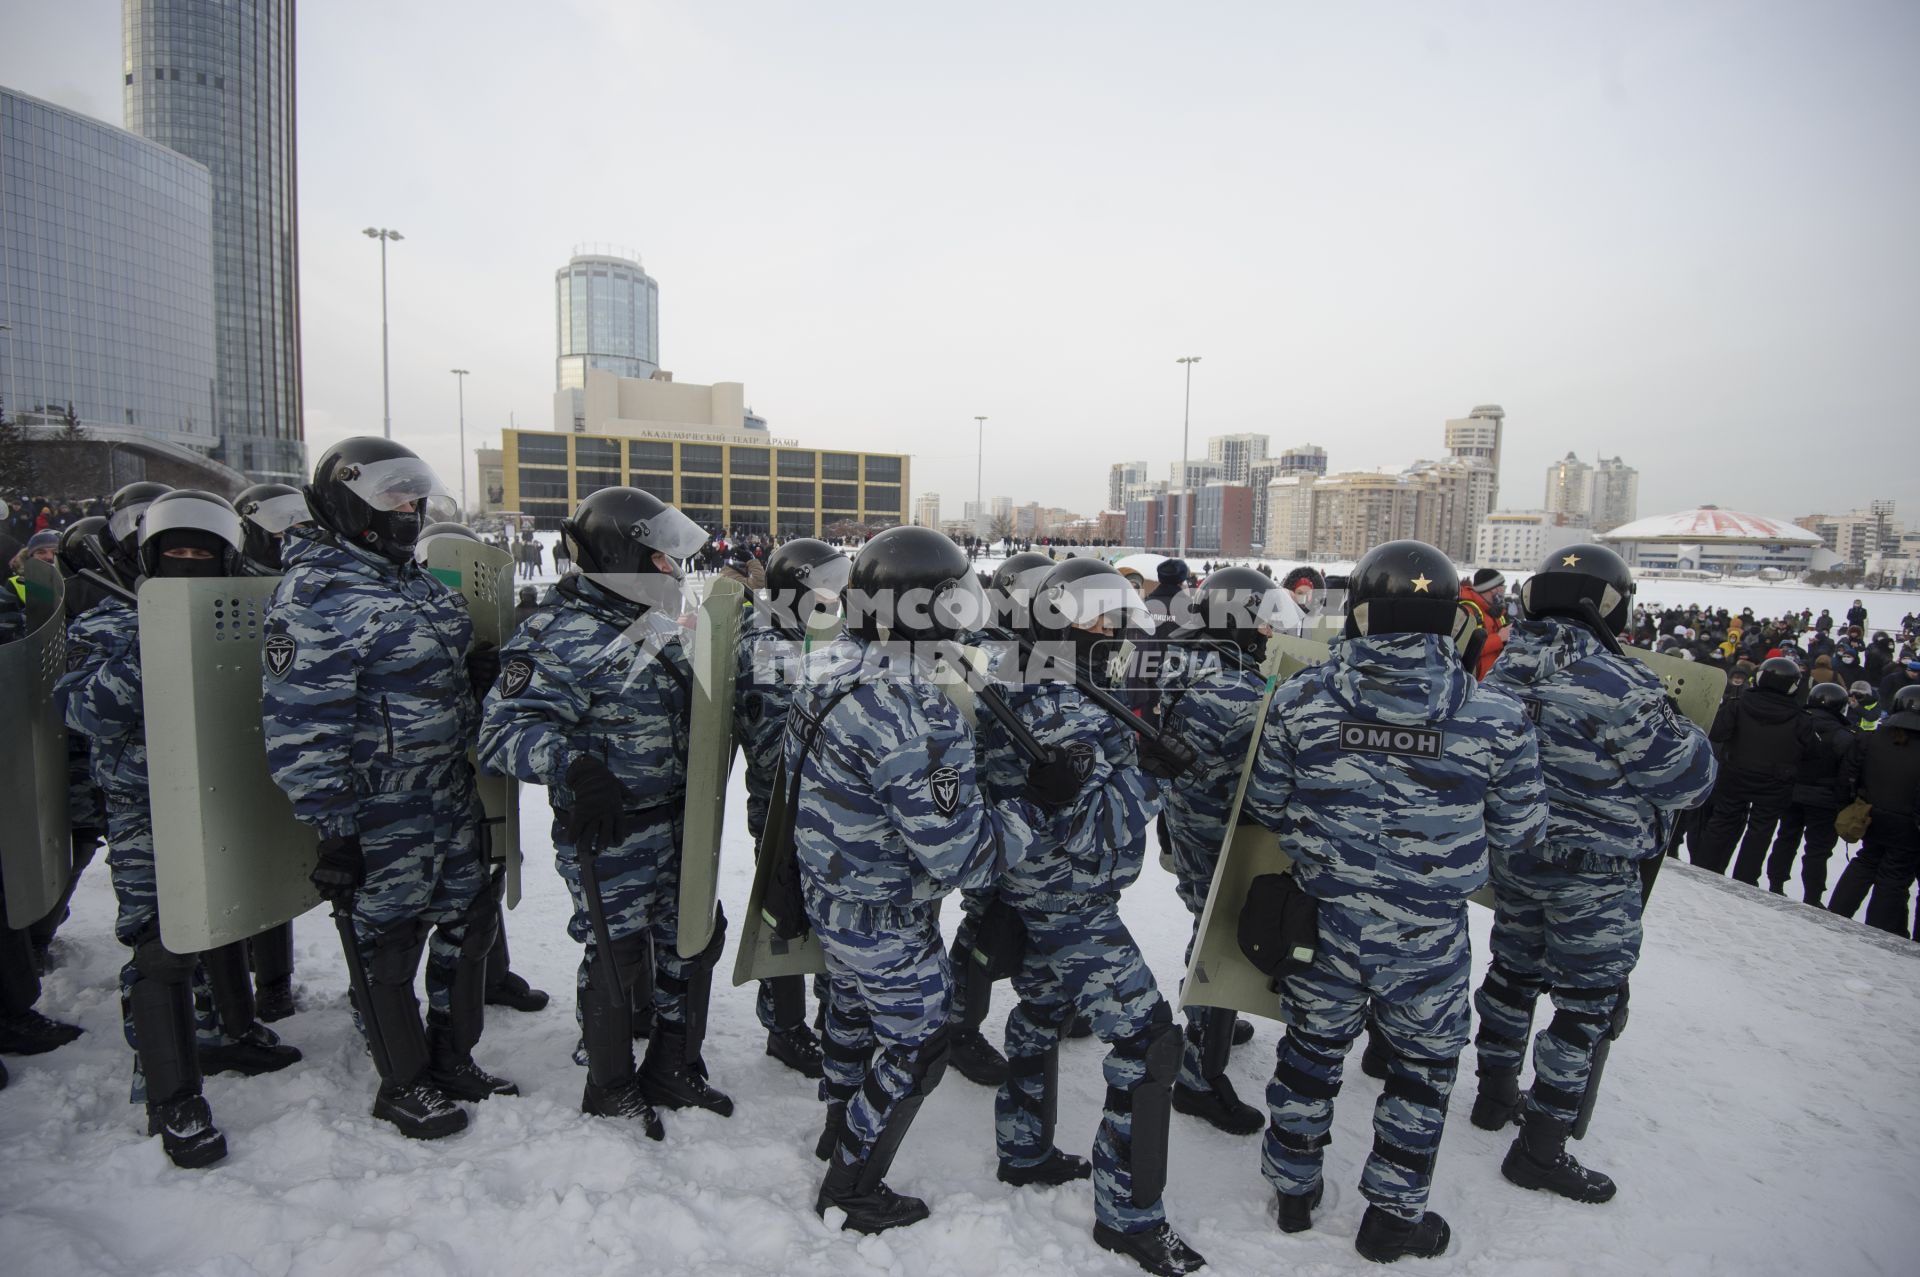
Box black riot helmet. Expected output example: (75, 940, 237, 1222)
(988, 551, 1056, 631)
(1192, 566, 1292, 657)
(1520, 543, 1636, 637)
(1885, 683, 1920, 731)
(306, 437, 454, 565)
(104, 481, 174, 582)
(560, 487, 708, 609)
(57, 516, 111, 579)
(846, 525, 989, 642)
(413, 520, 481, 564)
(1343, 539, 1460, 639)
(137, 490, 245, 579)
(233, 482, 312, 571)
(763, 538, 850, 631)
(1807, 682, 1849, 715)
(1754, 656, 1801, 696)
(1029, 558, 1148, 673)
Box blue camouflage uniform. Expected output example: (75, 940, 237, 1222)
(478, 575, 698, 1031)
(55, 595, 233, 1097)
(262, 527, 487, 1018)
(975, 676, 1176, 1236)
(1156, 639, 1269, 1088)
(792, 634, 1037, 1170)
(1476, 619, 1716, 1126)
(1244, 632, 1546, 1220)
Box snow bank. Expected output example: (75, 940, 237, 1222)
(4, 758, 1917, 1276)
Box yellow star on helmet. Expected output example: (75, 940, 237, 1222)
(1411, 573, 1432, 593)
(1561, 553, 1582, 567)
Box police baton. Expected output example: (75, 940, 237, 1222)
(1012, 634, 1198, 773)
(330, 900, 399, 1080)
(575, 833, 628, 1001)
(80, 568, 138, 605)
(1569, 852, 1663, 1140)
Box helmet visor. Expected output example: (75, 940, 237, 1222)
(793, 554, 852, 598)
(246, 491, 313, 535)
(108, 501, 157, 544)
(138, 498, 243, 553)
(629, 504, 710, 561)
(928, 571, 992, 637)
(1037, 572, 1149, 632)
(340, 457, 456, 520)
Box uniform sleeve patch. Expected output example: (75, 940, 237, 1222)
(1065, 740, 1097, 780)
(500, 656, 535, 699)
(928, 765, 961, 816)
(263, 632, 296, 679)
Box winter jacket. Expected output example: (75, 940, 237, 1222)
(977, 679, 1161, 906)
(478, 575, 689, 833)
(1244, 631, 1546, 924)
(1855, 727, 1920, 820)
(787, 634, 1037, 908)
(1709, 686, 1805, 783)
(1486, 620, 1717, 866)
(1156, 641, 1269, 869)
(55, 596, 146, 804)
(1790, 707, 1857, 810)
(1458, 584, 1508, 680)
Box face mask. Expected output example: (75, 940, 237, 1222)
(158, 555, 224, 579)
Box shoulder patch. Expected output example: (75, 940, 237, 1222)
(1065, 739, 1097, 780)
(263, 631, 296, 679)
(1338, 721, 1443, 759)
(928, 765, 961, 817)
(499, 656, 535, 699)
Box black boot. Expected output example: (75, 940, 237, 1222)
(426, 906, 518, 1101)
(948, 1025, 1009, 1087)
(373, 1079, 468, 1140)
(640, 1024, 734, 1116)
(1276, 1182, 1323, 1234)
(815, 1151, 930, 1233)
(147, 1093, 228, 1169)
(1501, 1112, 1617, 1203)
(580, 933, 662, 1137)
(1470, 1067, 1521, 1131)
(248, 922, 295, 1022)
(200, 941, 302, 1075)
(0, 1008, 84, 1054)
(484, 906, 548, 1012)
(429, 1013, 519, 1100)
(1171, 1025, 1264, 1139)
(1093, 1222, 1207, 1276)
(1354, 1205, 1451, 1263)
(766, 1022, 825, 1078)
(998, 1148, 1092, 1187)
(255, 977, 297, 1023)
(356, 921, 468, 1141)
(199, 1022, 303, 1076)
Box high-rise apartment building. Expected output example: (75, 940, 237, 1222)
(1544, 451, 1593, 521)
(1108, 460, 1149, 511)
(1277, 444, 1329, 477)
(124, 0, 304, 483)
(1309, 472, 1422, 563)
(556, 250, 660, 390)
(1588, 456, 1638, 532)
(1475, 510, 1593, 571)
(914, 492, 941, 528)
(1443, 404, 1504, 562)
(1206, 433, 1269, 485)
(1263, 474, 1318, 559)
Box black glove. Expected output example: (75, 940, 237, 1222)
(1138, 732, 1196, 780)
(1023, 748, 1082, 811)
(467, 640, 501, 701)
(565, 755, 629, 854)
(311, 834, 364, 907)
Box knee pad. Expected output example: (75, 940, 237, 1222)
(132, 937, 195, 985)
(1480, 959, 1546, 1012)
(459, 899, 501, 964)
(1381, 1055, 1457, 1111)
(367, 919, 429, 985)
(693, 903, 728, 971)
(1544, 988, 1618, 1050)
(909, 1025, 952, 1095)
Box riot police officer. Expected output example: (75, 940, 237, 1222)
(1242, 540, 1546, 1263)
(975, 557, 1207, 1276)
(1765, 682, 1857, 902)
(733, 536, 852, 1078)
(478, 488, 727, 1137)
(60, 489, 302, 1167)
(263, 439, 513, 1142)
(795, 526, 1045, 1234)
(1473, 544, 1716, 1202)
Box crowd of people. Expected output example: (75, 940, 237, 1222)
(6, 462, 1918, 1272)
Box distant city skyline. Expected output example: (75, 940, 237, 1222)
(2, 1, 1913, 519)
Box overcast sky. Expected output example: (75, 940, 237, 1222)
(4, 0, 1917, 525)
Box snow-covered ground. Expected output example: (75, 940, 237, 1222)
(4, 755, 1919, 1276)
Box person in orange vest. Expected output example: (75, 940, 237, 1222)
(1460, 568, 1511, 679)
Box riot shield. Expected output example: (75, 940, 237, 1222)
(427, 538, 524, 906)
(141, 577, 319, 952)
(1, 560, 73, 928)
(1624, 646, 1728, 731)
(1262, 632, 1331, 682)
(676, 576, 744, 958)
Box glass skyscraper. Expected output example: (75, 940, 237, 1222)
(0, 86, 216, 449)
(124, 0, 303, 483)
(556, 251, 660, 391)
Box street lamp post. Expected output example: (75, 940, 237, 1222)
(450, 369, 470, 516)
(362, 228, 404, 438)
(1175, 356, 1201, 560)
(974, 415, 987, 541)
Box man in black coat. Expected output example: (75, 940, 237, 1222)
(1762, 685, 1858, 902)
(1698, 657, 1806, 880)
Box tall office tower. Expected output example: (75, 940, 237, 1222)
(556, 250, 660, 390)
(1277, 444, 1328, 476)
(1206, 433, 1269, 484)
(1108, 460, 1149, 511)
(1588, 456, 1639, 532)
(125, 0, 304, 483)
(1443, 403, 1505, 553)
(1544, 451, 1594, 522)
